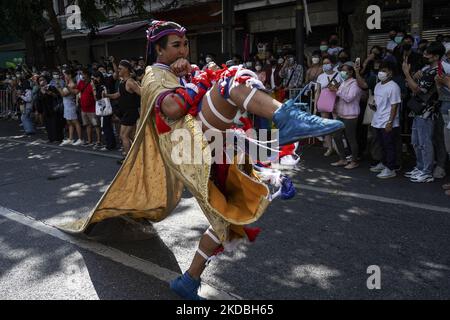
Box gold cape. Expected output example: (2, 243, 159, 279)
(58, 66, 270, 242)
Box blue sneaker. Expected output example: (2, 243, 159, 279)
(273, 99, 344, 146)
(170, 272, 205, 300)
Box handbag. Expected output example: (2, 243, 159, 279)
(363, 89, 376, 125)
(407, 87, 437, 114)
(95, 86, 113, 117)
(317, 74, 338, 113)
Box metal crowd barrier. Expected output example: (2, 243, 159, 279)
(0, 90, 18, 119)
(289, 83, 317, 115)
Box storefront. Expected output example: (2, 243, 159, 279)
(238, 0, 339, 58)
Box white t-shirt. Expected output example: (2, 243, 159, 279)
(372, 80, 402, 128)
(316, 72, 342, 89)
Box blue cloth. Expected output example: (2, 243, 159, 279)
(411, 116, 435, 175)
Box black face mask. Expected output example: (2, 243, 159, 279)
(403, 44, 412, 51)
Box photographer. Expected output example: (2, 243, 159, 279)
(35, 76, 65, 143)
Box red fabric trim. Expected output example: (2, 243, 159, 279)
(154, 108, 171, 135)
(244, 227, 261, 243)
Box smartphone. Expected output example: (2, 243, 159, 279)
(355, 58, 361, 67)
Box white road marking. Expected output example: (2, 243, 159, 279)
(300, 184, 450, 214)
(0, 205, 240, 300)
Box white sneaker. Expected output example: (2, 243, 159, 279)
(433, 166, 446, 179)
(404, 168, 421, 178)
(410, 173, 434, 183)
(370, 163, 386, 173)
(59, 139, 73, 146)
(377, 168, 397, 179)
(72, 139, 84, 146)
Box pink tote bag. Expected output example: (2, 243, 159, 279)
(317, 88, 337, 113)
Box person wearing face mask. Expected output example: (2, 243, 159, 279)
(18, 81, 36, 135)
(49, 71, 65, 89)
(279, 55, 304, 99)
(330, 62, 362, 169)
(305, 53, 323, 83)
(369, 62, 402, 179)
(394, 34, 424, 74)
(254, 61, 266, 84)
(334, 50, 350, 72)
(316, 56, 342, 156)
(361, 46, 383, 76)
(387, 29, 399, 52)
(327, 33, 343, 57)
(319, 40, 329, 58)
(202, 54, 215, 71)
(244, 61, 254, 70)
(265, 58, 283, 96)
(403, 42, 446, 183)
(394, 31, 405, 47)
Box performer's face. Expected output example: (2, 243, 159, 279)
(158, 34, 189, 65)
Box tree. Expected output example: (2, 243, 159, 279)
(0, 0, 50, 68)
(0, 0, 150, 67)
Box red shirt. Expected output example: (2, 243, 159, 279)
(76, 80, 95, 113)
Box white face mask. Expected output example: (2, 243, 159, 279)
(278, 58, 284, 64)
(378, 71, 389, 82)
(205, 57, 212, 64)
(53, 75, 60, 79)
(312, 57, 320, 64)
(246, 62, 253, 68)
(255, 66, 262, 71)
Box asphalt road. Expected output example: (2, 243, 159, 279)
(0, 118, 449, 300)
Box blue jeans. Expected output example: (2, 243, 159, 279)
(411, 116, 434, 175)
(440, 101, 450, 155)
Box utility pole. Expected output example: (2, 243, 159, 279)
(296, 0, 305, 67)
(222, 0, 235, 61)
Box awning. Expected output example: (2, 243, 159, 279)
(96, 21, 149, 37)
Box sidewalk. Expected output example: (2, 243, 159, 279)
(0, 118, 122, 157)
